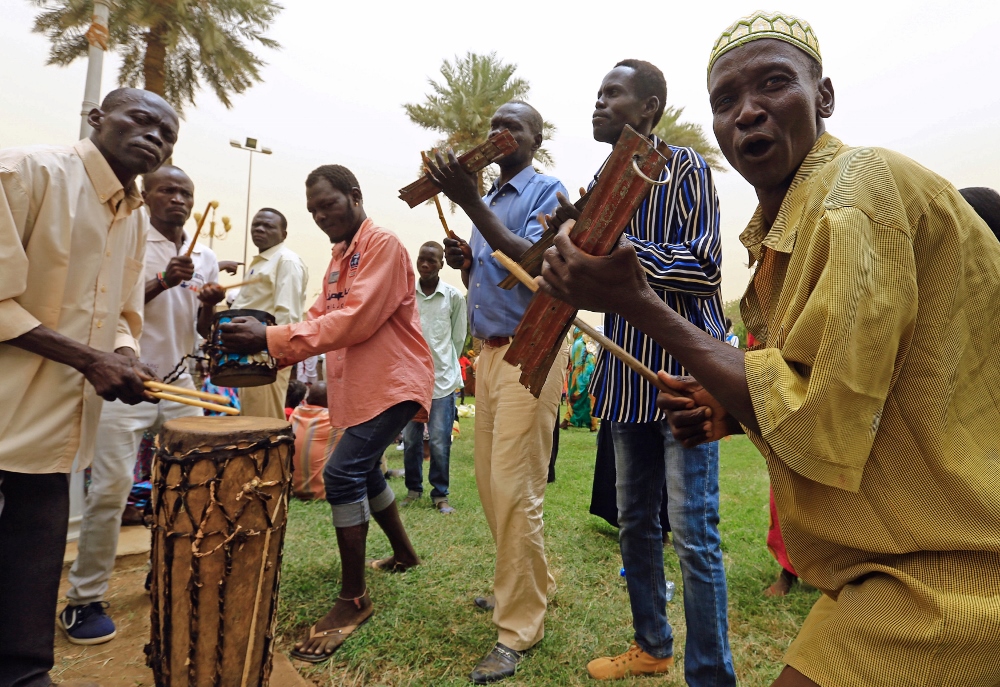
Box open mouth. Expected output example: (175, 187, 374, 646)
(740, 134, 774, 160)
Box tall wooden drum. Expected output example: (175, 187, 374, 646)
(148, 417, 294, 687)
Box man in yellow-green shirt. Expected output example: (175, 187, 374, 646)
(537, 10, 1000, 687)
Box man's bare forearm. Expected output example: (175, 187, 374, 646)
(6, 325, 99, 372)
(459, 198, 532, 261)
(621, 290, 760, 433)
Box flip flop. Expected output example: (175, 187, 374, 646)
(367, 557, 414, 573)
(289, 608, 373, 663)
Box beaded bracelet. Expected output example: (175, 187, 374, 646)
(157, 271, 170, 290)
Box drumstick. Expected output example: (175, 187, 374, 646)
(144, 380, 231, 405)
(218, 277, 262, 291)
(492, 250, 667, 392)
(421, 151, 459, 240)
(148, 390, 239, 415)
(185, 200, 219, 257)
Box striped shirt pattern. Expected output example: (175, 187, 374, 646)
(591, 141, 726, 423)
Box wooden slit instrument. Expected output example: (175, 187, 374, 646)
(492, 251, 666, 392)
(147, 391, 239, 415)
(422, 151, 458, 240)
(144, 380, 232, 405)
(399, 130, 518, 208)
(185, 200, 219, 257)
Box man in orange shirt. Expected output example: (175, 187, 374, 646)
(220, 164, 434, 662)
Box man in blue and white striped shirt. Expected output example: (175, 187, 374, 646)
(580, 60, 735, 685)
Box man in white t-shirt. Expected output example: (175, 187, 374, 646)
(59, 165, 226, 645)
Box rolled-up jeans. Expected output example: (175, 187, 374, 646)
(611, 420, 735, 687)
(324, 401, 419, 527)
(402, 391, 455, 502)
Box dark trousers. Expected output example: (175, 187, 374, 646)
(0, 471, 70, 687)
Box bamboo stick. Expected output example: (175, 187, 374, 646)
(218, 277, 262, 291)
(421, 151, 459, 240)
(144, 380, 231, 405)
(185, 200, 219, 257)
(492, 250, 667, 392)
(148, 390, 239, 415)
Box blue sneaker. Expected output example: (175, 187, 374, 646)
(58, 601, 117, 645)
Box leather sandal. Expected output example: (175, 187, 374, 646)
(289, 592, 374, 663)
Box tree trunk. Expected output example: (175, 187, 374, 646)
(143, 23, 168, 96)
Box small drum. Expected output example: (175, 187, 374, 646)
(209, 309, 278, 388)
(148, 416, 294, 687)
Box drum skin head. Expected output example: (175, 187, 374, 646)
(159, 416, 291, 453)
(210, 367, 277, 388)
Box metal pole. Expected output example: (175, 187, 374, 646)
(79, 0, 112, 140)
(242, 151, 253, 278)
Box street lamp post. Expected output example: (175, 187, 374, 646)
(229, 137, 272, 277)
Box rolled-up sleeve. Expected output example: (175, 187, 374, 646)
(0, 170, 42, 341)
(267, 235, 408, 366)
(744, 208, 918, 492)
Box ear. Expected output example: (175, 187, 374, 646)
(644, 95, 660, 124)
(350, 187, 363, 207)
(532, 131, 543, 152)
(817, 77, 835, 119)
(87, 107, 104, 133)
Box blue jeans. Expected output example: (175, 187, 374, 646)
(323, 401, 419, 527)
(612, 420, 735, 687)
(402, 392, 454, 501)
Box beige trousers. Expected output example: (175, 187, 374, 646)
(475, 342, 567, 651)
(239, 367, 291, 421)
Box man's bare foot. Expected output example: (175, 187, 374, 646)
(765, 568, 797, 597)
(292, 591, 374, 660)
(369, 554, 420, 572)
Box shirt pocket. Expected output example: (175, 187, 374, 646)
(122, 256, 144, 293)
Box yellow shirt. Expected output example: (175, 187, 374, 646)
(231, 242, 308, 326)
(0, 139, 147, 474)
(741, 133, 1000, 594)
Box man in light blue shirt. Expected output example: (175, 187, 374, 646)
(427, 100, 568, 684)
(401, 241, 466, 514)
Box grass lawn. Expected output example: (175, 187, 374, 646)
(277, 400, 819, 686)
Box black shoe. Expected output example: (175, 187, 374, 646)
(470, 643, 523, 684)
(473, 595, 495, 611)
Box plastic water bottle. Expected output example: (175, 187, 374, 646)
(665, 580, 675, 601)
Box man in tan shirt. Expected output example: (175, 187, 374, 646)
(0, 88, 178, 687)
(230, 207, 308, 419)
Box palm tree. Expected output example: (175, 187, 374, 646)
(29, 0, 281, 115)
(653, 105, 726, 172)
(404, 51, 555, 196)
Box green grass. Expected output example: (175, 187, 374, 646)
(277, 401, 819, 686)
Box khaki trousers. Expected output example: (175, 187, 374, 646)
(239, 367, 291, 420)
(475, 342, 567, 651)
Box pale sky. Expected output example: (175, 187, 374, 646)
(3, 0, 999, 309)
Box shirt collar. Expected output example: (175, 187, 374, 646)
(147, 225, 202, 254)
(487, 165, 537, 197)
(739, 132, 844, 265)
(256, 241, 286, 261)
(333, 218, 374, 260)
(417, 277, 448, 299)
(73, 138, 144, 214)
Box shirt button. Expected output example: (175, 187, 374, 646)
(96, 320, 103, 328)
(476, 283, 480, 287)
(475, 305, 479, 309)
(101, 285, 107, 293)
(106, 251, 112, 257)
(491, 201, 496, 206)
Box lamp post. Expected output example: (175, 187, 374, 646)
(79, 0, 113, 139)
(229, 138, 272, 277)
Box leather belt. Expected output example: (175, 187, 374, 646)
(482, 336, 511, 348)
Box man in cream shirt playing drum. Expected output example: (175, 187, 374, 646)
(60, 164, 227, 645)
(231, 207, 308, 419)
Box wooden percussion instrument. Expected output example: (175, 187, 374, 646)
(147, 416, 294, 687)
(208, 309, 278, 388)
(397, 130, 518, 207)
(503, 126, 673, 396)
